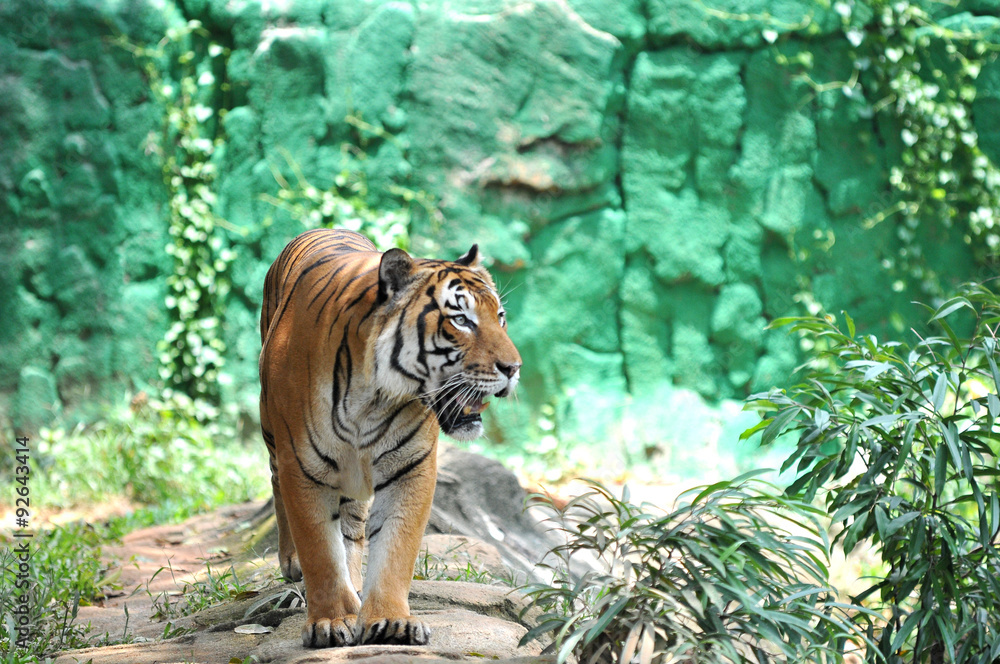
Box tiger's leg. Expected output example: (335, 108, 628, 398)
(339, 496, 369, 594)
(356, 448, 436, 645)
(271, 472, 301, 581)
(278, 463, 362, 647)
(261, 425, 301, 581)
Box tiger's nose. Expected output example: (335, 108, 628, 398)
(496, 361, 521, 378)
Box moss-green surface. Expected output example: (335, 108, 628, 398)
(1, 0, 991, 474)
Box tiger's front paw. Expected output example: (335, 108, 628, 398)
(302, 614, 357, 648)
(357, 616, 431, 645)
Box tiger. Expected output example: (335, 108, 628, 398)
(258, 228, 521, 648)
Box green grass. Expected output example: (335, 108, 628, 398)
(0, 392, 270, 660)
(15, 393, 268, 512)
(0, 523, 117, 662)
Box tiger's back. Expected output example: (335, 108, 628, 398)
(258, 228, 521, 649)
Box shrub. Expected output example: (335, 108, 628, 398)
(746, 282, 1000, 662)
(520, 476, 864, 663)
(0, 523, 114, 661)
(31, 391, 267, 512)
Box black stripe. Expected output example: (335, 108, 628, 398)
(373, 412, 432, 459)
(375, 448, 433, 492)
(331, 333, 355, 439)
(285, 419, 339, 490)
(367, 525, 382, 540)
(360, 402, 416, 449)
(389, 310, 427, 388)
(319, 266, 378, 325)
(261, 428, 276, 450)
(307, 264, 349, 312)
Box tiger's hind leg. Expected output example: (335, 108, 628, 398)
(262, 426, 302, 582)
(356, 447, 436, 645)
(272, 474, 302, 582)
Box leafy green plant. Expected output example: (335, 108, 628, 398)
(519, 476, 865, 664)
(31, 392, 266, 512)
(123, 20, 236, 403)
(833, 1, 1000, 291)
(243, 585, 305, 620)
(150, 562, 253, 620)
(745, 282, 1000, 662)
(0, 523, 117, 660)
(413, 541, 518, 586)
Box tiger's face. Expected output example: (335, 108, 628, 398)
(373, 245, 521, 441)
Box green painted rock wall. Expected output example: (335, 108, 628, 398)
(2, 0, 994, 475)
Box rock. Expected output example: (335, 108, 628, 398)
(52, 499, 554, 664)
(55, 580, 546, 664)
(429, 446, 563, 585)
(251, 584, 541, 663)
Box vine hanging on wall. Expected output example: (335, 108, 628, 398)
(838, 0, 1000, 293)
(125, 21, 235, 406)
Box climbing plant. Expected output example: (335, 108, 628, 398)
(260, 115, 442, 252)
(126, 21, 235, 406)
(835, 0, 1000, 293)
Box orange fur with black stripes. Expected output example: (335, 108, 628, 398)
(258, 229, 521, 648)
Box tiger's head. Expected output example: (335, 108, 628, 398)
(371, 244, 521, 441)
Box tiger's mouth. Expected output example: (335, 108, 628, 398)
(429, 385, 493, 439)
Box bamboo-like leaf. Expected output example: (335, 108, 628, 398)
(935, 441, 949, 497)
(584, 595, 630, 643)
(862, 412, 904, 429)
(619, 619, 643, 664)
(932, 371, 948, 413)
(930, 297, 974, 322)
(886, 511, 921, 537)
(890, 610, 923, 654)
(639, 623, 654, 664)
(940, 421, 963, 476)
(761, 407, 801, 447)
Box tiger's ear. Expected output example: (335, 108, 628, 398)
(377, 248, 414, 304)
(455, 244, 479, 267)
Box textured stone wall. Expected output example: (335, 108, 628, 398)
(2, 0, 994, 473)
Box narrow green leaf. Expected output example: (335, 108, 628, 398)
(892, 418, 917, 479)
(739, 418, 771, 441)
(761, 407, 800, 447)
(766, 317, 804, 329)
(862, 413, 903, 429)
(987, 347, 1000, 394)
(890, 610, 923, 654)
(585, 595, 630, 643)
(935, 442, 948, 498)
(940, 421, 963, 475)
(845, 311, 856, 338)
(886, 511, 921, 536)
(989, 392, 1000, 419)
(874, 505, 889, 541)
(932, 371, 948, 413)
(831, 498, 869, 523)
(929, 297, 973, 322)
(992, 493, 1000, 540)
(864, 361, 895, 381)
